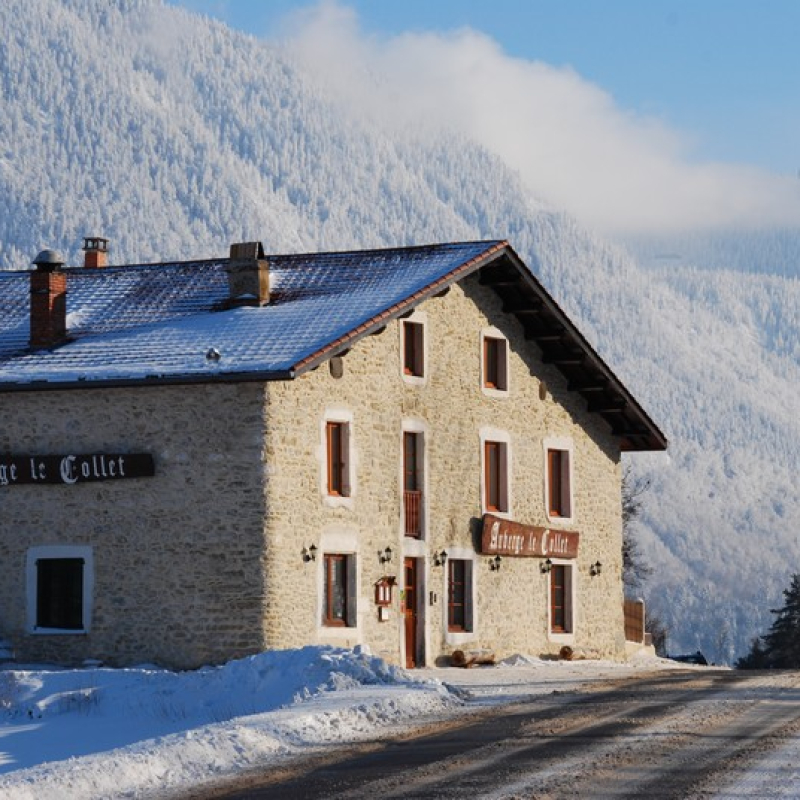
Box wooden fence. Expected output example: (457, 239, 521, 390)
(624, 598, 645, 644)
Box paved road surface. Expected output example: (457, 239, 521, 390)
(190, 669, 800, 799)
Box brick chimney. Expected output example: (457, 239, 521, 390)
(30, 249, 67, 349)
(82, 236, 109, 268)
(225, 241, 269, 306)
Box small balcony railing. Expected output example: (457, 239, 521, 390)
(404, 490, 423, 537)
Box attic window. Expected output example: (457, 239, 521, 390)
(482, 331, 508, 393)
(401, 315, 427, 384)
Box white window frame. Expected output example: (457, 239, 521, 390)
(443, 547, 477, 647)
(400, 311, 428, 386)
(481, 327, 509, 397)
(480, 427, 512, 518)
(26, 545, 94, 635)
(547, 559, 577, 644)
(320, 409, 356, 509)
(543, 436, 575, 525)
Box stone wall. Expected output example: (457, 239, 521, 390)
(0, 383, 270, 668)
(263, 273, 626, 666)
(0, 272, 627, 669)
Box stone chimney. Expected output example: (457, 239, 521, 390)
(225, 241, 269, 306)
(82, 236, 109, 268)
(30, 249, 67, 349)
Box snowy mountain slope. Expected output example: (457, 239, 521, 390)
(627, 228, 800, 278)
(1, 0, 798, 661)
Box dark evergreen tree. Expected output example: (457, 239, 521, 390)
(735, 637, 770, 669)
(736, 574, 800, 668)
(762, 574, 800, 667)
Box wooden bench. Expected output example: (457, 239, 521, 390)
(450, 649, 496, 668)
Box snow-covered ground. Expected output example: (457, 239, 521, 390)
(0, 646, 789, 799)
(0, 645, 675, 799)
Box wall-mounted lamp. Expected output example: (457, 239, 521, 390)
(540, 558, 553, 574)
(302, 544, 317, 563)
(489, 555, 502, 571)
(434, 550, 448, 567)
(379, 546, 393, 565)
(590, 560, 603, 577)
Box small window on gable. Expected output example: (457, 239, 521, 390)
(403, 320, 425, 378)
(326, 421, 351, 497)
(323, 553, 356, 627)
(484, 440, 509, 514)
(547, 448, 572, 518)
(483, 334, 508, 392)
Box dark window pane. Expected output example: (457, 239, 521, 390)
(324, 554, 350, 626)
(37, 558, 84, 630)
(448, 560, 467, 631)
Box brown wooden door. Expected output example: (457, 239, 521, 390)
(404, 557, 419, 668)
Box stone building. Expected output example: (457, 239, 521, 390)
(0, 238, 666, 669)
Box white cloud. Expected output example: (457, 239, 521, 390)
(282, 1, 800, 235)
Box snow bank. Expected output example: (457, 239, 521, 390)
(0, 646, 460, 799)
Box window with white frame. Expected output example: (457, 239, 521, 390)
(549, 563, 574, 635)
(400, 313, 427, 385)
(447, 558, 474, 633)
(481, 330, 509, 394)
(481, 428, 511, 516)
(27, 546, 93, 633)
(326, 421, 350, 496)
(402, 320, 425, 378)
(544, 438, 574, 521)
(323, 553, 357, 627)
(403, 430, 425, 538)
(484, 441, 508, 513)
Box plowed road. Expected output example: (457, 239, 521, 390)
(193, 669, 800, 799)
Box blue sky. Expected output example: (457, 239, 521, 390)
(164, 1, 800, 233)
(170, 0, 799, 175)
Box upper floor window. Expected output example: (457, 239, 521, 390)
(547, 447, 572, 518)
(482, 331, 509, 394)
(484, 440, 509, 513)
(326, 421, 350, 497)
(403, 431, 424, 538)
(402, 320, 425, 379)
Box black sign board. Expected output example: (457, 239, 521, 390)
(0, 453, 154, 488)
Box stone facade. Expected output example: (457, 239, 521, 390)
(263, 273, 626, 667)
(0, 272, 626, 669)
(0, 383, 271, 668)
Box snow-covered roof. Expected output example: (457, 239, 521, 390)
(0, 241, 502, 384)
(0, 239, 667, 451)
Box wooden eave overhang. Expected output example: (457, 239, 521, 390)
(294, 241, 665, 453)
(478, 247, 667, 453)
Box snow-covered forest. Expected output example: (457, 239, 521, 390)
(1, 0, 798, 662)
